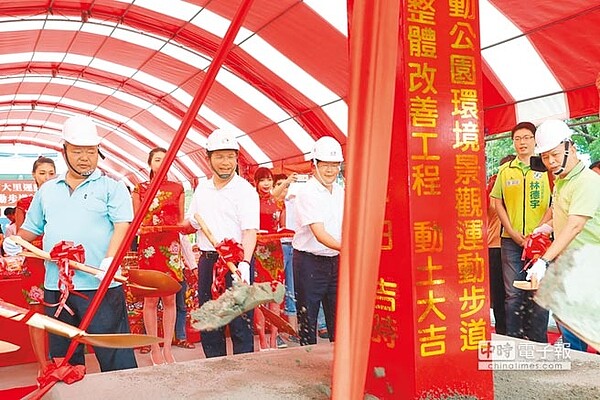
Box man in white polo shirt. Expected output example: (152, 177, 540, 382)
(186, 129, 259, 358)
(292, 136, 344, 345)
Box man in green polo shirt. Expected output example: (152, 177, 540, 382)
(527, 119, 600, 351)
(490, 122, 552, 343)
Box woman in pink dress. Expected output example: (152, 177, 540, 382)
(132, 147, 184, 365)
(17, 156, 56, 376)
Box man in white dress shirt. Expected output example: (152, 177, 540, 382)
(186, 129, 259, 357)
(292, 136, 345, 345)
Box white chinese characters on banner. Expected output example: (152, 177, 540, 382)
(0, 180, 36, 208)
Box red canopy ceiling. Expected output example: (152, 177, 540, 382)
(0, 0, 598, 185)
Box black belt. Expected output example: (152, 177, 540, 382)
(200, 251, 218, 258)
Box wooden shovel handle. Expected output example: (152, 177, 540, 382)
(11, 236, 128, 285)
(193, 214, 243, 280)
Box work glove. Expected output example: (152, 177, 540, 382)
(95, 256, 118, 282)
(237, 261, 251, 284)
(533, 223, 553, 235)
(189, 216, 200, 230)
(2, 236, 23, 256)
(526, 258, 548, 283)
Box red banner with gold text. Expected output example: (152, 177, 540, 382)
(363, 0, 493, 398)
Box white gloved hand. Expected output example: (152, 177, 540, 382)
(189, 216, 200, 230)
(526, 258, 548, 282)
(533, 223, 553, 235)
(237, 261, 251, 284)
(2, 236, 23, 256)
(95, 256, 115, 281)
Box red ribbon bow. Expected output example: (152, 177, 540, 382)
(49, 241, 87, 317)
(37, 362, 86, 387)
(521, 232, 552, 270)
(26, 362, 87, 399)
(211, 238, 245, 299)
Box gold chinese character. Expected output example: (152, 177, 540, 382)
(409, 97, 438, 127)
(454, 154, 480, 185)
(375, 278, 398, 312)
(414, 221, 443, 253)
(411, 132, 440, 161)
(457, 219, 483, 250)
(457, 252, 485, 283)
(372, 313, 398, 349)
(450, 22, 476, 50)
(455, 187, 483, 218)
(450, 88, 478, 119)
(452, 120, 480, 152)
(407, 0, 436, 25)
(449, 0, 476, 19)
(412, 164, 441, 196)
(418, 324, 447, 357)
(381, 220, 393, 250)
(408, 62, 438, 94)
(416, 255, 445, 286)
(460, 318, 486, 351)
(459, 285, 486, 317)
(450, 55, 476, 85)
(408, 25, 437, 58)
(417, 289, 446, 322)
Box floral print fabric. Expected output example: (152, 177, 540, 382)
(134, 180, 184, 281)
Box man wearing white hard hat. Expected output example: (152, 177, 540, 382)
(292, 136, 345, 345)
(527, 119, 600, 350)
(3, 115, 137, 371)
(185, 129, 259, 357)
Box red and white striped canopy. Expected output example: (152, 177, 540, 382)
(0, 0, 598, 185)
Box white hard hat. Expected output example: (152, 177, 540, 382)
(311, 136, 344, 162)
(535, 120, 572, 153)
(62, 116, 101, 146)
(206, 129, 239, 151)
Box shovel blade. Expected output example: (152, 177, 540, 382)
(78, 333, 163, 349)
(128, 269, 181, 297)
(259, 305, 297, 336)
(0, 340, 20, 354)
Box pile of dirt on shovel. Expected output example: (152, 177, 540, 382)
(191, 281, 285, 331)
(535, 245, 600, 346)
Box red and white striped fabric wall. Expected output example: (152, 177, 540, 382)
(0, 0, 598, 185)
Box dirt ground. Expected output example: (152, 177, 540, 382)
(45, 340, 599, 400)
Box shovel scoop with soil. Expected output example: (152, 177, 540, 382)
(191, 280, 285, 331)
(535, 244, 600, 350)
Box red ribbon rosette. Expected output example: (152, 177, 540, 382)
(49, 241, 88, 317)
(521, 232, 552, 270)
(210, 238, 245, 299)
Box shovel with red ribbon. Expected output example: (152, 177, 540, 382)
(12, 236, 181, 297)
(190, 213, 292, 334)
(513, 232, 552, 291)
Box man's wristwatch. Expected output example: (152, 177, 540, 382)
(539, 257, 551, 266)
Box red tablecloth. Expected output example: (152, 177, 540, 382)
(0, 277, 36, 367)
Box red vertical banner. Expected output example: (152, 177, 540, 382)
(364, 0, 493, 398)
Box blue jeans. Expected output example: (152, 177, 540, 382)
(175, 279, 188, 340)
(197, 252, 254, 357)
(560, 324, 588, 352)
(317, 304, 327, 331)
(45, 286, 137, 372)
(293, 250, 338, 345)
(501, 238, 549, 342)
(282, 242, 296, 315)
